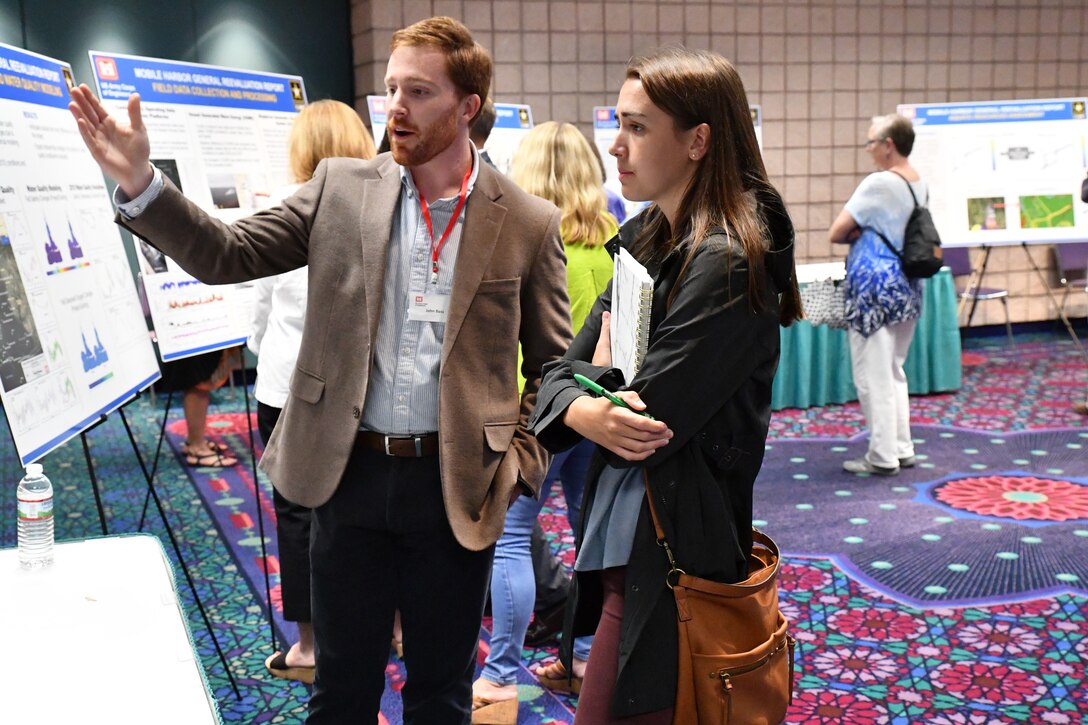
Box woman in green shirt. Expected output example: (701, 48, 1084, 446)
(472, 121, 617, 723)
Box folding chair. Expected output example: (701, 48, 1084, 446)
(943, 246, 1013, 342)
(1053, 242, 1088, 318)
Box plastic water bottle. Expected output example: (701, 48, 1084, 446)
(17, 463, 54, 568)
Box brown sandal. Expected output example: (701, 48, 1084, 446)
(534, 659, 583, 695)
(471, 695, 517, 725)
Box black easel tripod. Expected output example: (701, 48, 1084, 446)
(136, 356, 279, 659)
(962, 243, 1088, 412)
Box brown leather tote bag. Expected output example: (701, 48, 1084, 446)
(645, 475, 795, 725)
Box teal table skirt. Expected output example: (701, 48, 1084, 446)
(772, 268, 962, 410)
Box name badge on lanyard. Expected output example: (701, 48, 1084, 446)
(407, 292, 450, 323)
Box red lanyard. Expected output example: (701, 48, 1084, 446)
(418, 165, 472, 285)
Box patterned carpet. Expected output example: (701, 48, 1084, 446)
(1, 330, 1086, 724)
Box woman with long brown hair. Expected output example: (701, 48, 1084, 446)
(527, 47, 801, 723)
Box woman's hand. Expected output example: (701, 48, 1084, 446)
(563, 392, 672, 461)
(591, 311, 612, 367)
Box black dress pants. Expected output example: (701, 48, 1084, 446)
(307, 445, 494, 724)
(257, 402, 312, 623)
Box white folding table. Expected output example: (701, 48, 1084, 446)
(0, 534, 221, 724)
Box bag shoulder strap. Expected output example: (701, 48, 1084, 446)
(643, 469, 669, 543)
(863, 224, 904, 262)
(642, 470, 687, 586)
(888, 169, 928, 207)
(642, 470, 780, 583)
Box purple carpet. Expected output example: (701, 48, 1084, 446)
(168, 333, 1087, 723)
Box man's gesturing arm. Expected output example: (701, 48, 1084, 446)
(68, 84, 154, 199)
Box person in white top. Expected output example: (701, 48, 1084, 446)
(829, 114, 925, 476)
(248, 100, 376, 684)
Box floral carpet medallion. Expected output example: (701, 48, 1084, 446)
(778, 557, 1085, 724)
(757, 426, 1088, 608)
(758, 420, 1088, 723)
(928, 474, 1088, 524)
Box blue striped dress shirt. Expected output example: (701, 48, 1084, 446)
(361, 145, 481, 435)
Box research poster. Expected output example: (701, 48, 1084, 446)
(900, 98, 1088, 247)
(0, 43, 161, 465)
(366, 94, 388, 147)
(593, 105, 763, 222)
(592, 106, 638, 222)
(481, 102, 533, 176)
(89, 51, 306, 360)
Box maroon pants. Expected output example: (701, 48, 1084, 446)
(574, 567, 674, 725)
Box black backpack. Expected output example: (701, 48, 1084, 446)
(872, 171, 943, 279)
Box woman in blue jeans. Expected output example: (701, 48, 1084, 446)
(471, 122, 617, 724)
(483, 441, 595, 678)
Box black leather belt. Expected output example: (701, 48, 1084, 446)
(356, 431, 439, 457)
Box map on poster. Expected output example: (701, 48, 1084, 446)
(899, 98, 1088, 247)
(593, 105, 763, 223)
(89, 50, 306, 360)
(365, 95, 533, 176)
(0, 42, 161, 465)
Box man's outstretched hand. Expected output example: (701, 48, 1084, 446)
(68, 84, 153, 199)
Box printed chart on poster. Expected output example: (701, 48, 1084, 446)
(0, 42, 160, 465)
(900, 98, 1088, 247)
(593, 105, 763, 222)
(89, 50, 306, 360)
(366, 95, 533, 175)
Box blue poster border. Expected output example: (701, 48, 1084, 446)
(0, 42, 73, 110)
(88, 51, 306, 112)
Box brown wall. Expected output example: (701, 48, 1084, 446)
(351, 0, 1088, 325)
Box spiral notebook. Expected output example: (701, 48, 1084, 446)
(610, 248, 654, 383)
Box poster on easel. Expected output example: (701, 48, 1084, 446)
(593, 105, 763, 223)
(0, 42, 161, 465)
(366, 94, 388, 148)
(592, 106, 640, 223)
(88, 51, 307, 360)
(482, 102, 533, 176)
(899, 98, 1088, 247)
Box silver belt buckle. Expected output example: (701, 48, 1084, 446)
(384, 435, 423, 457)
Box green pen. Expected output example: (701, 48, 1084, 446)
(573, 373, 655, 420)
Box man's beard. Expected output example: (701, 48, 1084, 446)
(388, 110, 459, 167)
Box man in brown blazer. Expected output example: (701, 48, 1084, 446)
(69, 17, 571, 724)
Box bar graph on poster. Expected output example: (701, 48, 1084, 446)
(89, 51, 307, 360)
(0, 42, 161, 465)
(899, 98, 1088, 247)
